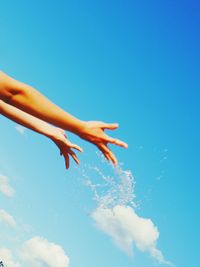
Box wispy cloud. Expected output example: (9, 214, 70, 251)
(0, 175, 15, 197)
(15, 125, 25, 135)
(0, 209, 16, 228)
(92, 205, 172, 265)
(0, 248, 21, 267)
(20, 236, 70, 267)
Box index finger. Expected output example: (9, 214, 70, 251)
(70, 143, 83, 152)
(105, 136, 128, 148)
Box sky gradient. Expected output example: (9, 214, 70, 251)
(0, 1, 200, 267)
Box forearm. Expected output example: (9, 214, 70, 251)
(0, 99, 58, 138)
(0, 71, 85, 135)
(0, 72, 127, 165)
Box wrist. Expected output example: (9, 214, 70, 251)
(41, 125, 59, 140)
(69, 119, 87, 136)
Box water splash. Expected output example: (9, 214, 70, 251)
(81, 153, 136, 209)
(79, 153, 172, 265)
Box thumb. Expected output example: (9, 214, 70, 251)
(101, 123, 119, 130)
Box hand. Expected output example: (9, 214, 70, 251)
(78, 121, 128, 165)
(50, 128, 83, 169)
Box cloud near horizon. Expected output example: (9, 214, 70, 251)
(0, 209, 16, 228)
(0, 236, 70, 267)
(92, 205, 172, 265)
(20, 236, 70, 267)
(0, 175, 15, 197)
(0, 248, 21, 267)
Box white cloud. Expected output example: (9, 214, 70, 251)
(0, 248, 21, 267)
(0, 209, 16, 228)
(92, 205, 172, 265)
(15, 125, 25, 135)
(0, 175, 15, 197)
(20, 236, 70, 267)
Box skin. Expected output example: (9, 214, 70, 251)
(0, 100, 82, 169)
(0, 71, 128, 167)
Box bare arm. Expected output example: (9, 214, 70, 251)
(0, 71, 128, 164)
(0, 71, 85, 134)
(0, 100, 82, 169)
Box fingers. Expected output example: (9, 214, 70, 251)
(60, 142, 82, 169)
(62, 151, 79, 169)
(64, 154, 69, 169)
(105, 136, 128, 148)
(104, 152, 116, 164)
(100, 122, 119, 130)
(69, 150, 80, 165)
(62, 136, 83, 153)
(98, 144, 118, 165)
(70, 143, 83, 152)
(103, 152, 111, 162)
(65, 142, 82, 165)
(99, 122, 128, 148)
(61, 148, 80, 169)
(60, 130, 83, 152)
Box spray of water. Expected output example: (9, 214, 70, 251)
(83, 163, 136, 209)
(79, 153, 172, 265)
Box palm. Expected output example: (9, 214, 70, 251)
(51, 128, 83, 169)
(79, 121, 128, 165)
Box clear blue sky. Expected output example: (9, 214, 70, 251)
(0, 1, 199, 267)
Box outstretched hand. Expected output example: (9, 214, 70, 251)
(50, 128, 83, 169)
(78, 121, 128, 165)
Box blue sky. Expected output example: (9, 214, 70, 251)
(0, 1, 200, 266)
